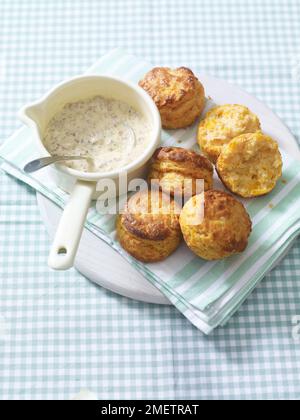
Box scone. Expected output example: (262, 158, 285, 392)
(116, 189, 182, 262)
(216, 132, 283, 198)
(180, 190, 252, 260)
(197, 104, 261, 163)
(148, 147, 213, 198)
(139, 67, 205, 129)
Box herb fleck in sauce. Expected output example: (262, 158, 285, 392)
(44, 96, 152, 172)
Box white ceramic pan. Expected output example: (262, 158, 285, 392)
(19, 76, 161, 270)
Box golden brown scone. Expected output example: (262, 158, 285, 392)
(116, 189, 182, 262)
(139, 67, 205, 129)
(216, 132, 283, 198)
(180, 190, 252, 260)
(148, 147, 213, 198)
(197, 104, 261, 163)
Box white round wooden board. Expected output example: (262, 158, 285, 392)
(37, 74, 300, 305)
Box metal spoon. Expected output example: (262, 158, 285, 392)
(23, 155, 88, 173)
(24, 125, 136, 173)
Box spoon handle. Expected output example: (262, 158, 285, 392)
(23, 156, 86, 173)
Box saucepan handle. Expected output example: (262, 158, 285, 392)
(48, 180, 95, 270)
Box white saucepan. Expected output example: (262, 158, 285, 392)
(19, 75, 161, 270)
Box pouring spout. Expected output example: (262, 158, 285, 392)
(18, 101, 46, 128)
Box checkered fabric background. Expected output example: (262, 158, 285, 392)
(1, 0, 300, 400)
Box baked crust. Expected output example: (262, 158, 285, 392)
(139, 67, 205, 129)
(197, 104, 261, 163)
(180, 190, 252, 260)
(148, 147, 214, 197)
(116, 190, 182, 262)
(152, 147, 213, 170)
(216, 132, 283, 198)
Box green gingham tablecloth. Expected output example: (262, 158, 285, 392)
(1, 0, 300, 400)
(1, 48, 300, 335)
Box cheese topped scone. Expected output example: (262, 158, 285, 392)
(116, 190, 182, 262)
(180, 190, 252, 260)
(197, 104, 261, 163)
(216, 132, 283, 198)
(148, 147, 213, 198)
(139, 67, 205, 129)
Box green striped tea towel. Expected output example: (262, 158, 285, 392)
(1, 49, 300, 334)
